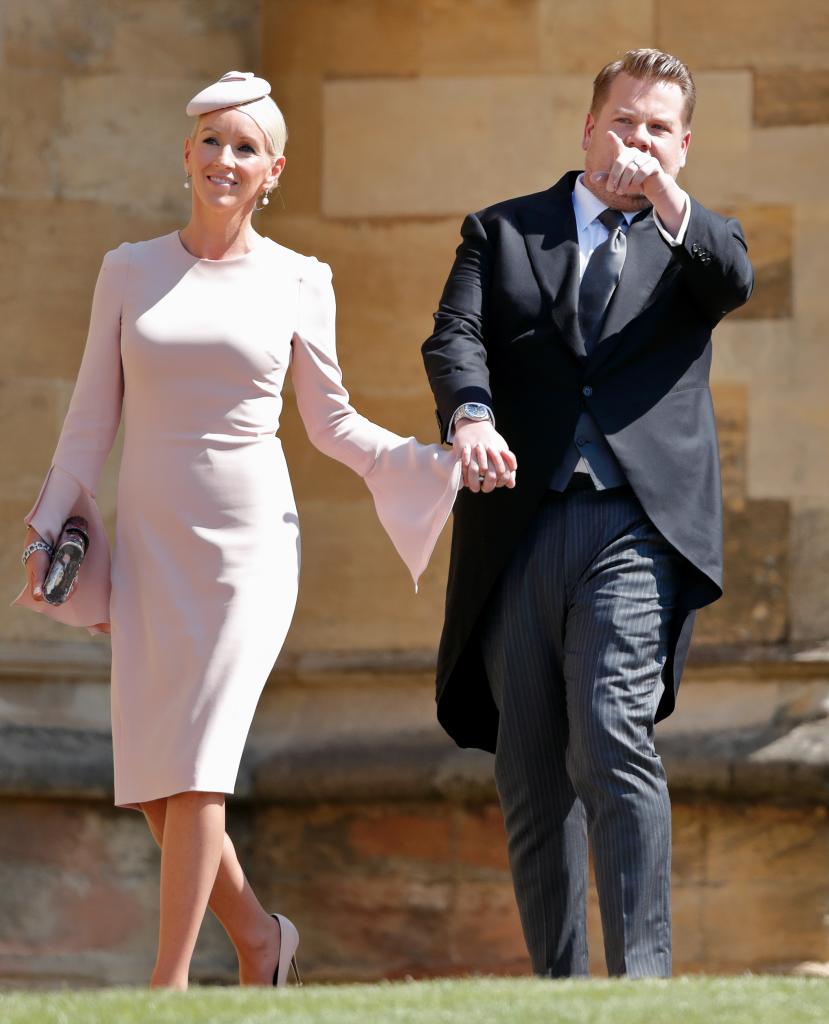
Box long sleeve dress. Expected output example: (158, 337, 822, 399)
(13, 231, 461, 809)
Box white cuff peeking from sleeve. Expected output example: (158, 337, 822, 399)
(653, 191, 691, 246)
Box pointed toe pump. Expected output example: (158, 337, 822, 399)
(271, 913, 301, 987)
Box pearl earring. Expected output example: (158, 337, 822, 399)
(184, 174, 191, 189)
(261, 191, 270, 206)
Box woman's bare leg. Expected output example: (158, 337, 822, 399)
(148, 790, 225, 989)
(142, 797, 281, 985)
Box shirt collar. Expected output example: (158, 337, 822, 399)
(572, 173, 637, 233)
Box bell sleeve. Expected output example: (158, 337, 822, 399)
(289, 257, 462, 588)
(12, 244, 129, 632)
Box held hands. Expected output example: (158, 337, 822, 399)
(453, 419, 517, 494)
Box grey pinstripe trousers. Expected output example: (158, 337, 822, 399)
(481, 483, 682, 977)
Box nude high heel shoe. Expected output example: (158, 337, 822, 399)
(271, 913, 301, 987)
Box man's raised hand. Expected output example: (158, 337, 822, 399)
(590, 132, 662, 197)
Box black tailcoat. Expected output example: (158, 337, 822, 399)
(422, 171, 754, 753)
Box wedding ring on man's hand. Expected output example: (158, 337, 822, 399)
(478, 474, 486, 484)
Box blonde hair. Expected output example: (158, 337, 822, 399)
(191, 96, 288, 158)
(591, 49, 696, 127)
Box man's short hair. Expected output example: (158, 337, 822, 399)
(591, 49, 696, 126)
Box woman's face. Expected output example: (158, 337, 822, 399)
(183, 107, 285, 214)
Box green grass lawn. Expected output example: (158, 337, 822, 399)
(1, 976, 828, 1024)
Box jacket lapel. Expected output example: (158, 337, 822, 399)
(586, 210, 674, 372)
(518, 172, 586, 359)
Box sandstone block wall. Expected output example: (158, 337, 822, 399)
(2, 792, 826, 983)
(2, 0, 827, 652)
(261, 0, 827, 652)
(0, 0, 263, 643)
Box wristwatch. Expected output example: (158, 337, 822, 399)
(452, 402, 494, 427)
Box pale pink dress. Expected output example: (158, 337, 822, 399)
(14, 232, 460, 809)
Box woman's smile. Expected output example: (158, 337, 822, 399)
(206, 174, 238, 188)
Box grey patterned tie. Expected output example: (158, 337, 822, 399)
(578, 208, 627, 354)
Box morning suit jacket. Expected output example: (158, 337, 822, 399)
(422, 170, 754, 753)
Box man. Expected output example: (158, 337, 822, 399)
(422, 49, 753, 977)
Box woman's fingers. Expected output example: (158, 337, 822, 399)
(481, 446, 506, 493)
(501, 447, 518, 488)
(469, 443, 486, 493)
(26, 549, 50, 601)
(490, 447, 517, 489)
(461, 444, 477, 492)
(463, 444, 481, 493)
(475, 443, 488, 475)
(462, 443, 482, 493)
(498, 450, 516, 486)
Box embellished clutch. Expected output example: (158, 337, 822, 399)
(43, 516, 90, 606)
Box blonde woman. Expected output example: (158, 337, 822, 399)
(15, 70, 517, 990)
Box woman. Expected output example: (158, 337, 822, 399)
(15, 71, 517, 990)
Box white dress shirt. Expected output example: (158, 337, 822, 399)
(571, 173, 690, 281)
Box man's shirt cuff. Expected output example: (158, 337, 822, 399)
(653, 191, 690, 246)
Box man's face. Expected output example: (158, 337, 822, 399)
(581, 72, 691, 211)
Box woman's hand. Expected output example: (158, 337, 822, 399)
(23, 527, 51, 602)
(453, 419, 517, 494)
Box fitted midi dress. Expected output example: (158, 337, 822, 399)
(14, 232, 460, 809)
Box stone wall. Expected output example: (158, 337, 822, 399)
(2, 641, 827, 983)
(1, 0, 264, 643)
(3, 0, 827, 652)
(1, 0, 828, 987)
(2, 795, 826, 986)
(259, 0, 829, 652)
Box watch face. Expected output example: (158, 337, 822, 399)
(463, 403, 489, 419)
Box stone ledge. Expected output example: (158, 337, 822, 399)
(201, 719, 829, 805)
(0, 723, 112, 800)
(0, 640, 111, 682)
(2, 640, 826, 805)
(2, 640, 828, 684)
(685, 641, 829, 679)
(2, 717, 827, 806)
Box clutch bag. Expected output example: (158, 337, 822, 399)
(43, 516, 90, 606)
